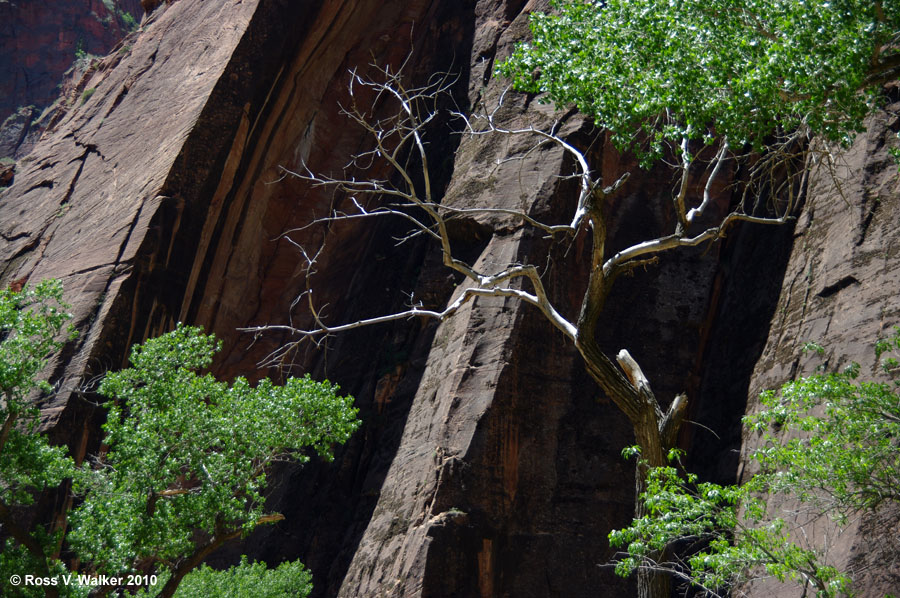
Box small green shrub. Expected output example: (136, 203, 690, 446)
(80, 87, 96, 104)
(120, 10, 138, 31)
(172, 557, 312, 598)
(74, 40, 87, 62)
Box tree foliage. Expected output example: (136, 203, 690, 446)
(497, 6, 900, 594)
(70, 324, 358, 577)
(0, 280, 77, 598)
(70, 323, 358, 596)
(0, 280, 74, 506)
(0, 286, 358, 598)
(500, 0, 900, 161)
(167, 556, 311, 598)
(609, 329, 900, 597)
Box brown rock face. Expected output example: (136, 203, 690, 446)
(141, 0, 163, 14)
(739, 104, 900, 597)
(0, 162, 13, 187)
(0, 0, 142, 158)
(0, 1, 897, 597)
(0, 0, 265, 430)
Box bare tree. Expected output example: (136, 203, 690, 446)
(242, 62, 809, 598)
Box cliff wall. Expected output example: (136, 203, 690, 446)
(739, 103, 900, 597)
(0, 1, 896, 596)
(0, 0, 143, 159)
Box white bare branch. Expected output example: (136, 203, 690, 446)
(687, 138, 729, 224)
(450, 91, 597, 232)
(603, 210, 793, 279)
(240, 281, 575, 367)
(674, 136, 692, 231)
(616, 349, 653, 396)
(246, 59, 806, 500)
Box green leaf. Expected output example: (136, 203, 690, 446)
(610, 328, 900, 596)
(69, 324, 360, 592)
(499, 0, 897, 162)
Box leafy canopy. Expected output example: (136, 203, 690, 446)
(0, 280, 79, 597)
(69, 323, 360, 579)
(168, 556, 312, 598)
(499, 0, 900, 159)
(0, 284, 358, 597)
(609, 329, 900, 597)
(0, 279, 75, 507)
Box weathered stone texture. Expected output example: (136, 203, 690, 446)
(740, 104, 900, 598)
(0, 0, 260, 428)
(0, 0, 143, 158)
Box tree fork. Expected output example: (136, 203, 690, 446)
(254, 61, 800, 598)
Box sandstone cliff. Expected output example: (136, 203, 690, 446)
(0, 1, 897, 597)
(738, 101, 900, 597)
(0, 0, 143, 159)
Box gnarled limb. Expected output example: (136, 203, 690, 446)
(248, 59, 806, 454)
(246, 61, 808, 598)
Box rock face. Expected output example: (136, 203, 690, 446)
(739, 104, 900, 597)
(0, 0, 143, 158)
(0, 1, 897, 597)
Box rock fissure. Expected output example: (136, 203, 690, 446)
(857, 192, 880, 247)
(58, 147, 95, 209)
(817, 275, 860, 298)
(0, 231, 31, 243)
(68, 262, 122, 278)
(23, 180, 55, 194)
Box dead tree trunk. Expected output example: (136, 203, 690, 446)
(245, 63, 800, 598)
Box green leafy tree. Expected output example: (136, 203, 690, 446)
(166, 556, 312, 598)
(497, 4, 900, 595)
(0, 284, 358, 598)
(68, 324, 359, 597)
(0, 280, 76, 598)
(500, 0, 900, 161)
(609, 329, 900, 597)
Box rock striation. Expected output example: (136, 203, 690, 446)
(0, 0, 143, 159)
(739, 103, 900, 597)
(0, 1, 897, 597)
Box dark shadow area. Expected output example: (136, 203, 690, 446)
(687, 201, 800, 485)
(206, 3, 481, 596)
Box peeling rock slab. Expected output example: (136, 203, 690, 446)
(0, 0, 259, 424)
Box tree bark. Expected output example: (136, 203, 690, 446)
(574, 336, 677, 598)
(570, 190, 689, 598)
